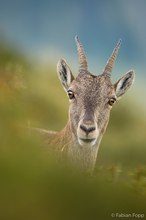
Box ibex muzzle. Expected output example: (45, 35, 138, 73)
(78, 112, 98, 146)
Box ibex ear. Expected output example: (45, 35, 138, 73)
(57, 59, 74, 91)
(114, 70, 135, 99)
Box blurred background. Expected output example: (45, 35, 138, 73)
(0, 0, 146, 219)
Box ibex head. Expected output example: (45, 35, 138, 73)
(57, 36, 135, 147)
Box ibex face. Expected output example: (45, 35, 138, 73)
(57, 36, 135, 148)
(68, 73, 115, 147)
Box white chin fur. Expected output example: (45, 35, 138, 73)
(78, 138, 97, 147)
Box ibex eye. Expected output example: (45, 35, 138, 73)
(108, 98, 116, 106)
(67, 90, 75, 99)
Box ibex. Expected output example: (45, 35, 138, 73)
(35, 36, 135, 171)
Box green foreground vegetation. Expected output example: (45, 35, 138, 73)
(0, 42, 146, 220)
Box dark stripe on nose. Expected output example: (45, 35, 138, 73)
(80, 124, 96, 135)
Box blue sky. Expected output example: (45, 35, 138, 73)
(0, 0, 146, 82)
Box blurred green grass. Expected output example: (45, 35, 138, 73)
(0, 41, 146, 220)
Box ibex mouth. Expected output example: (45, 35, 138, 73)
(78, 138, 96, 146)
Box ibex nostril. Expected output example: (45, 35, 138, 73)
(80, 124, 96, 134)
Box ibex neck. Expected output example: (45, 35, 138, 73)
(60, 121, 102, 171)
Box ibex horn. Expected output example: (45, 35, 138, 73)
(103, 39, 121, 76)
(75, 36, 88, 72)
